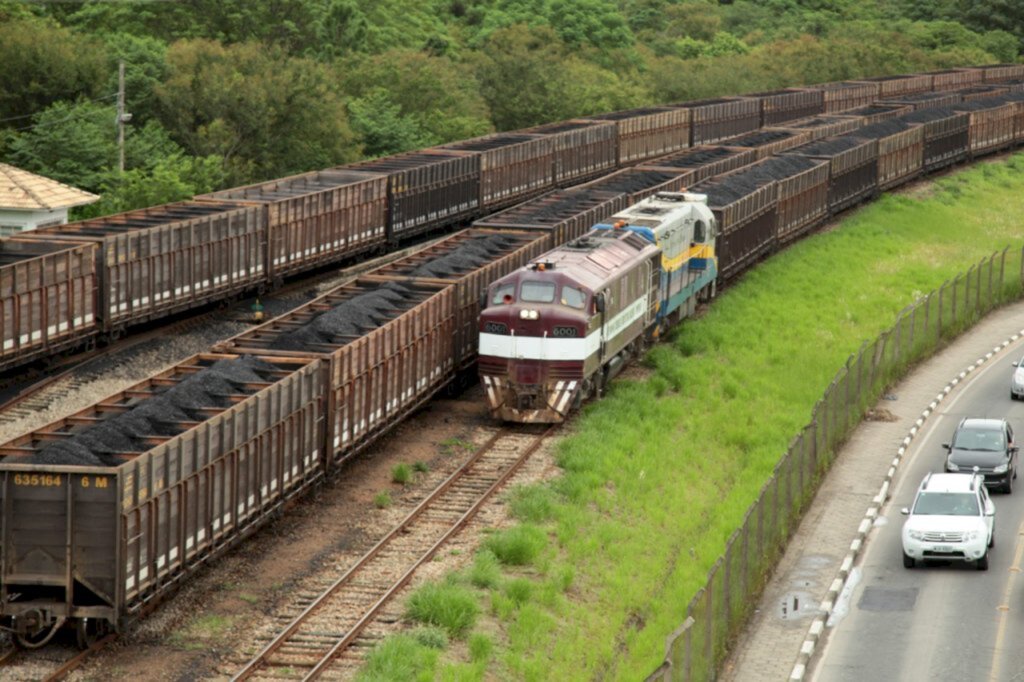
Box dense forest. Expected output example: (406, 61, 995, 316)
(0, 0, 1019, 218)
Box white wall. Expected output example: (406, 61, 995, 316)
(0, 208, 68, 235)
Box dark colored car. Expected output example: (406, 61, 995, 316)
(944, 418, 1018, 493)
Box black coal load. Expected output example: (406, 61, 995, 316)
(495, 191, 607, 222)
(267, 281, 418, 351)
(587, 170, 682, 194)
(851, 119, 914, 140)
(25, 356, 277, 467)
(789, 137, 864, 157)
(409, 234, 521, 278)
(726, 130, 797, 148)
(844, 105, 906, 118)
(953, 99, 1009, 112)
(693, 156, 817, 206)
(899, 107, 963, 125)
(648, 147, 740, 169)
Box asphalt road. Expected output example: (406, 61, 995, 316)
(812, 346, 1024, 681)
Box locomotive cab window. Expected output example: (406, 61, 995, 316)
(561, 285, 586, 309)
(491, 282, 516, 305)
(521, 281, 556, 303)
(693, 220, 706, 243)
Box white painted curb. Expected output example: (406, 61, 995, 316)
(788, 329, 1024, 681)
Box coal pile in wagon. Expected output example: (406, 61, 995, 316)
(789, 137, 866, 157)
(25, 356, 277, 466)
(267, 281, 419, 351)
(491, 191, 613, 222)
(953, 99, 1010, 112)
(899, 108, 964, 124)
(586, 170, 683, 194)
(851, 119, 915, 140)
(694, 156, 817, 205)
(726, 130, 799, 148)
(407, 234, 522, 278)
(648, 147, 742, 169)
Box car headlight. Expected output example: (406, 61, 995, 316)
(965, 530, 980, 541)
(908, 529, 925, 540)
(946, 460, 960, 472)
(993, 463, 1009, 474)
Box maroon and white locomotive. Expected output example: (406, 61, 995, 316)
(478, 191, 717, 423)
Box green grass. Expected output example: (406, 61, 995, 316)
(356, 154, 1024, 681)
(374, 491, 392, 509)
(482, 525, 546, 566)
(357, 634, 439, 682)
(168, 614, 234, 650)
(414, 460, 430, 473)
(405, 581, 480, 639)
(467, 550, 502, 589)
(392, 463, 412, 485)
(440, 437, 476, 455)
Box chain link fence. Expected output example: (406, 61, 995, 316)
(646, 246, 1024, 681)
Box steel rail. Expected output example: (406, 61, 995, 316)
(232, 425, 554, 681)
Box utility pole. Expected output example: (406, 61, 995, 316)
(116, 61, 132, 174)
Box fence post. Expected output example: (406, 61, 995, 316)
(976, 259, 983, 312)
(952, 274, 960, 326)
(937, 280, 945, 342)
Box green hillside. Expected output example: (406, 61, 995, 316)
(0, 0, 1019, 216)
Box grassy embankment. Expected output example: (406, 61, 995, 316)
(358, 153, 1024, 681)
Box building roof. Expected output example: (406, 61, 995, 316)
(0, 163, 99, 211)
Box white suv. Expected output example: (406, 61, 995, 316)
(901, 472, 994, 570)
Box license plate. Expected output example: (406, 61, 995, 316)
(933, 545, 953, 553)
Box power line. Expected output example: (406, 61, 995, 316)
(0, 91, 119, 126)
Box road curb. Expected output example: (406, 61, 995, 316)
(788, 329, 1024, 681)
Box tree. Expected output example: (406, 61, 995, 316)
(347, 89, 435, 158)
(156, 39, 361, 185)
(0, 18, 108, 124)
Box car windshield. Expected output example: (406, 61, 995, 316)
(913, 492, 979, 516)
(953, 428, 1005, 452)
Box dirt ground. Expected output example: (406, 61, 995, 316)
(70, 388, 508, 681)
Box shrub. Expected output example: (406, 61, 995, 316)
(405, 582, 479, 639)
(392, 463, 412, 485)
(483, 525, 546, 566)
(374, 491, 392, 509)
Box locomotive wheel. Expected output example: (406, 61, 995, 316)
(13, 617, 65, 650)
(75, 617, 109, 649)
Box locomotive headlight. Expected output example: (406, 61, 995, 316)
(519, 309, 540, 320)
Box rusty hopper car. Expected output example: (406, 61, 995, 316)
(583, 107, 692, 166)
(952, 99, 1018, 156)
(767, 115, 866, 142)
(983, 64, 1024, 83)
(219, 279, 455, 466)
(0, 353, 322, 647)
(959, 85, 1010, 102)
(851, 119, 925, 190)
(930, 68, 983, 91)
(727, 156, 829, 245)
(899, 108, 970, 172)
(674, 98, 762, 146)
(745, 89, 825, 126)
(579, 167, 691, 204)
(882, 91, 963, 111)
(637, 146, 758, 185)
(440, 133, 554, 211)
(347, 149, 481, 242)
(812, 82, 879, 113)
(721, 129, 813, 160)
(787, 136, 880, 215)
(196, 169, 387, 282)
(0, 239, 98, 372)
(690, 173, 778, 281)
(522, 120, 618, 186)
(363, 229, 550, 368)
(25, 202, 265, 337)
(840, 104, 913, 124)
(472, 188, 629, 248)
(855, 74, 934, 98)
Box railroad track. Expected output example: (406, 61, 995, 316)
(230, 424, 555, 681)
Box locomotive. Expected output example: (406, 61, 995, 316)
(478, 192, 717, 423)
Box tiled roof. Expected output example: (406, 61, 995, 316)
(0, 163, 99, 210)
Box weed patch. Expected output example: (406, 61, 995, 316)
(405, 581, 479, 639)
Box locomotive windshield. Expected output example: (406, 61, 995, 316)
(521, 281, 556, 303)
(561, 285, 586, 309)
(491, 282, 515, 305)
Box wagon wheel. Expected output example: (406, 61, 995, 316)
(75, 617, 109, 650)
(13, 617, 65, 650)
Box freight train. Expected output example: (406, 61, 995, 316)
(1, 65, 1024, 648)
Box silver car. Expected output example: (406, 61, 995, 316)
(1012, 356, 1024, 400)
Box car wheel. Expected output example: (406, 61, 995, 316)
(990, 526, 996, 548)
(1013, 391, 1018, 401)
(903, 552, 915, 569)
(977, 553, 989, 571)
(1006, 474, 1014, 494)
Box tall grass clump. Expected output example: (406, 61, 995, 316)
(467, 550, 502, 589)
(482, 525, 546, 566)
(472, 154, 1024, 680)
(357, 634, 438, 682)
(508, 485, 558, 523)
(405, 581, 479, 639)
(392, 463, 412, 485)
